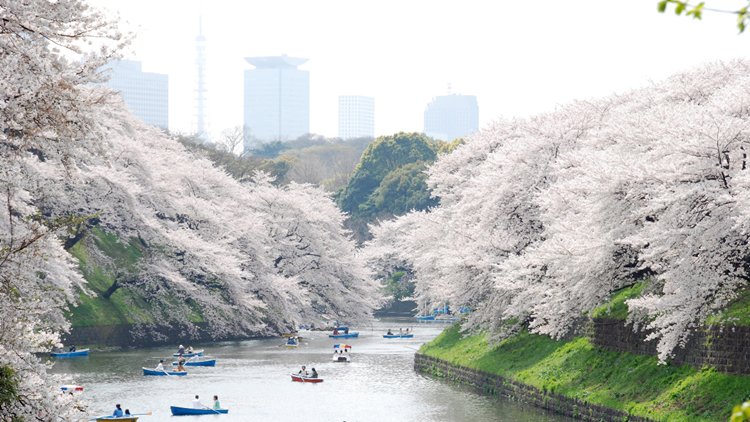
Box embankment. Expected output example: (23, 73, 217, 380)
(416, 324, 750, 421)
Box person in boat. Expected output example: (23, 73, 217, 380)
(387, 329, 393, 335)
(155, 359, 165, 371)
(186, 346, 194, 354)
(298, 365, 308, 376)
(177, 344, 185, 355)
(176, 359, 186, 372)
(406, 328, 410, 333)
(125, 409, 131, 416)
(112, 404, 124, 417)
(213, 395, 221, 410)
(344, 327, 349, 334)
(399, 328, 403, 334)
(192, 394, 205, 409)
(68, 345, 76, 352)
(310, 368, 318, 378)
(333, 328, 339, 335)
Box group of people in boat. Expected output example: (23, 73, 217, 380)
(386, 327, 411, 335)
(332, 327, 349, 335)
(297, 365, 319, 378)
(191, 394, 222, 410)
(155, 358, 187, 373)
(176, 344, 195, 355)
(111, 404, 132, 417)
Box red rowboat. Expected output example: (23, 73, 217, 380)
(290, 373, 323, 383)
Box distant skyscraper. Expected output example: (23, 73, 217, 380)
(105, 60, 168, 130)
(194, 18, 208, 141)
(243, 55, 309, 151)
(423, 94, 478, 141)
(338, 95, 374, 139)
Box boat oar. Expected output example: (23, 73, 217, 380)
(88, 412, 152, 420)
(128, 412, 153, 417)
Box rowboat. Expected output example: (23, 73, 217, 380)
(383, 334, 414, 338)
(415, 315, 435, 321)
(60, 384, 84, 392)
(170, 406, 229, 415)
(94, 417, 138, 422)
(290, 374, 323, 383)
(333, 354, 351, 362)
(142, 367, 187, 376)
(328, 332, 358, 339)
(50, 349, 89, 358)
(285, 338, 299, 347)
(171, 359, 216, 367)
(172, 349, 204, 357)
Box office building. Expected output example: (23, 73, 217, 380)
(338, 95, 374, 139)
(243, 55, 309, 150)
(105, 60, 169, 130)
(423, 94, 478, 141)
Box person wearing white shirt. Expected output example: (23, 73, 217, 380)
(192, 395, 205, 409)
(155, 359, 164, 371)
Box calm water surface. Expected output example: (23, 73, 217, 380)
(51, 318, 569, 422)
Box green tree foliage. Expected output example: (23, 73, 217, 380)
(0, 366, 18, 408)
(657, 1, 750, 33)
(732, 402, 750, 422)
(361, 161, 439, 218)
(383, 270, 415, 301)
(337, 132, 440, 217)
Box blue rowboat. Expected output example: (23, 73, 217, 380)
(170, 406, 228, 415)
(172, 349, 204, 357)
(383, 334, 414, 338)
(142, 367, 187, 376)
(171, 359, 216, 367)
(415, 315, 435, 321)
(328, 332, 359, 339)
(50, 349, 89, 357)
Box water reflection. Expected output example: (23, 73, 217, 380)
(50, 318, 569, 421)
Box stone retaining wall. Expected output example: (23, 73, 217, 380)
(591, 318, 750, 375)
(414, 353, 653, 422)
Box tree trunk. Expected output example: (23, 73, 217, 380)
(102, 279, 119, 299)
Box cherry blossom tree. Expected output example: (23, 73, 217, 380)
(367, 60, 750, 362)
(1, 1, 377, 419)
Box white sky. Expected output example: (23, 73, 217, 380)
(90, 0, 749, 141)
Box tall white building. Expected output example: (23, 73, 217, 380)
(243, 55, 309, 151)
(423, 94, 478, 141)
(105, 60, 169, 130)
(338, 95, 374, 139)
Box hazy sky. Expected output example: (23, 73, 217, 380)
(91, 0, 749, 140)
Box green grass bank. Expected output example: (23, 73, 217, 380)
(420, 325, 750, 421)
(66, 227, 204, 329)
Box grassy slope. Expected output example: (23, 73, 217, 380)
(67, 227, 203, 327)
(707, 288, 750, 326)
(420, 325, 748, 421)
(591, 282, 646, 320)
(591, 280, 750, 329)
